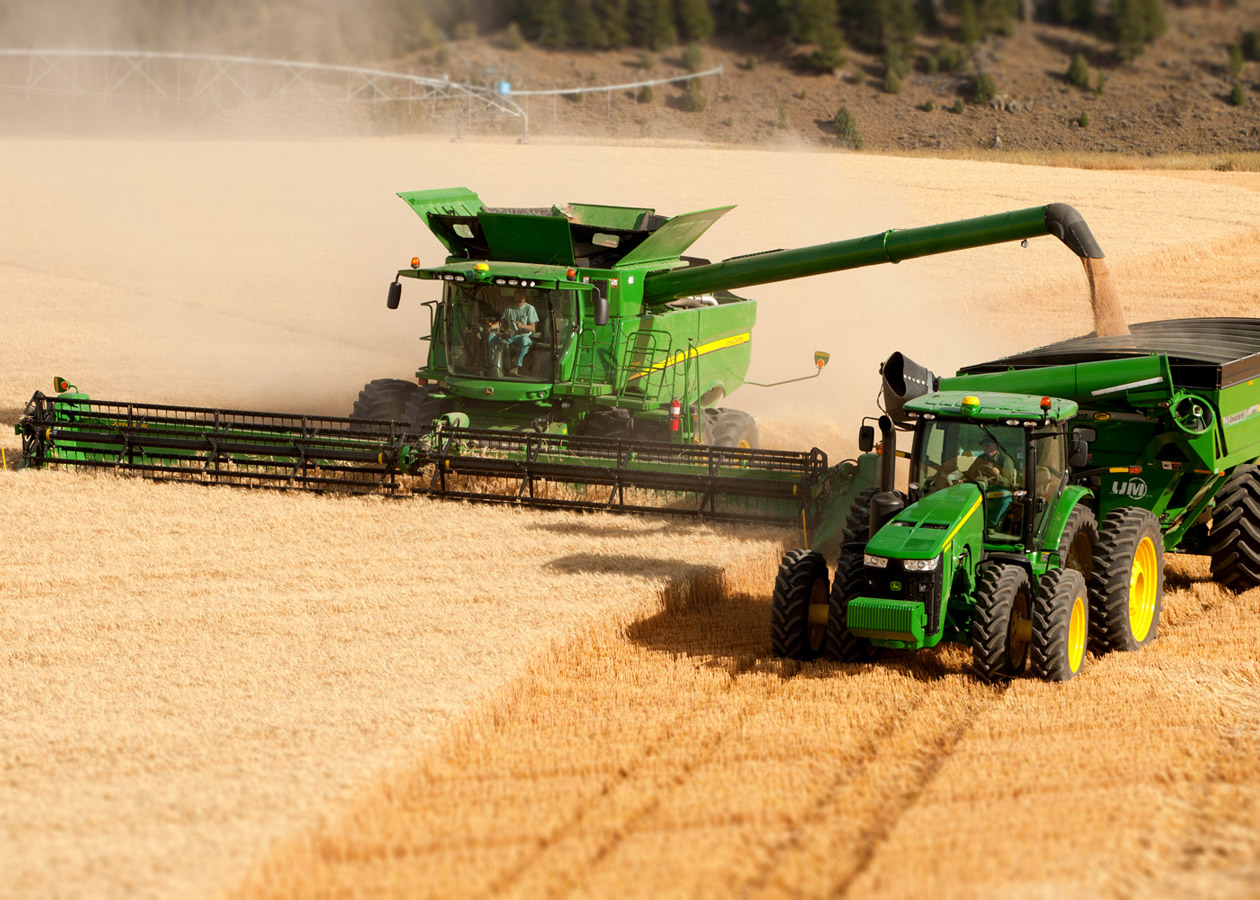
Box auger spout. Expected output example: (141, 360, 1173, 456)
(642, 204, 1104, 304)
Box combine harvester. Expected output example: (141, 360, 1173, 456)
(771, 322, 1260, 680)
(15, 191, 1108, 539)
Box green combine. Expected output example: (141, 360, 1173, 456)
(15, 193, 1109, 533)
(771, 320, 1260, 680)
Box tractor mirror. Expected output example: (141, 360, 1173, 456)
(387, 280, 402, 310)
(1069, 427, 1095, 467)
(593, 286, 609, 326)
(858, 425, 875, 453)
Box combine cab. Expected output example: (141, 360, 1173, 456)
(772, 319, 1260, 680)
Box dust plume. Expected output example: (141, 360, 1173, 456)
(1082, 256, 1131, 337)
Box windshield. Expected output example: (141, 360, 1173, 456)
(444, 283, 576, 381)
(914, 420, 1029, 542)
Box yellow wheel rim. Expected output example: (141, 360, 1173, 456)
(737, 439, 751, 449)
(807, 577, 829, 653)
(1068, 593, 1087, 673)
(1129, 536, 1158, 642)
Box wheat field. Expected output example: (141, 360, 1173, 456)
(3, 138, 1260, 897)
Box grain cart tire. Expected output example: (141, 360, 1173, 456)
(1091, 507, 1164, 652)
(770, 549, 830, 660)
(705, 408, 760, 448)
(1209, 464, 1260, 592)
(351, 378, 421, 423)
(1056, 504, 1099, 582)
(402, 385, 450, 432)
(1030, 568, 1090, 682)
(825, 551, 879, 663)
(970, 563, 1034, 682)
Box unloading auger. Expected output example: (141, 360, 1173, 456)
(15, 196, 1105, 535)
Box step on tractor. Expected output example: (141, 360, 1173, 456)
(20, 194, 1105, 534)
(771, 319, 1260, 681)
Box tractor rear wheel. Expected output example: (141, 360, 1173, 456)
(705, 408, 759, 448)
(970, 563, 1033, 682)
(1091, 507, 1164, 652)
(770, 549, 830, 660)
(1056, 503, 1099, 582)
(1030, 568, 1090, 681)
(351, 379, 420, 423)
(824, 551, 878, 663)
(1209, 464, 1260, 592)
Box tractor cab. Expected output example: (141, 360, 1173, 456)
(900, 391, 1079, 549)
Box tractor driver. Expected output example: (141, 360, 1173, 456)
(963, 434, 1018, 488)
(488, 288, 539, 376)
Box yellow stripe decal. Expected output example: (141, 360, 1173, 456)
(941, 494, 984, 554)
(626, 332, 751, 381)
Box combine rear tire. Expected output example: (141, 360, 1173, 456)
(403, 385, 450, 432)
(705, 408, 759, 448)
(1210, 464, 1260, 592)
(1091, 507, 1164, 652)
(770, 549, 830, 660)
(824, 551, 878, 663)
(970, 563, 1033, 682)
(351, 379, 420, 423)
(1030, 568, 1090, 682)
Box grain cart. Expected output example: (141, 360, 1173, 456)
(771, 319, 1260, 681)
(18, 197, 1102, 533)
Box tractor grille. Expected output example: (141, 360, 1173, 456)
(862, 559, 944, 637)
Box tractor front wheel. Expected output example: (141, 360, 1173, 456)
(770, 549, 830, 661)
(1210, 464, 1260, 592)
(1030, 568, 1090, 682)
(825, 551, 878, 663)
(970, 563, 1033, 682)
(1091, 507, 1164, 652)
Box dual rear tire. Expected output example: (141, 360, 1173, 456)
(970, 564, 1089, 682)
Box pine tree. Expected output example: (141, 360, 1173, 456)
(521, 0, 570, 47)
(958, 0, 980, 47)
(1067, 51, 1089, 87)
(569, 0, 604, 47)
(676, 0, 715, 41)
(631, 0, 678, 50)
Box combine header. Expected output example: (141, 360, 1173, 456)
(771, 318, 1260, 680)
(18, 192, 1107, 537)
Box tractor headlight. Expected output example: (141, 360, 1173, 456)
(864, 554, 889, 569)
(903, 556, 940, 572)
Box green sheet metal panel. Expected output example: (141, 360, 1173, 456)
(397, 187, 484, 256)
(617, 206, 734, 268)
(478, 213, 575, 266)
(566, 203, 655, 230)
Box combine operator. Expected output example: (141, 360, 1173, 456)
(488, 288, 539, 377)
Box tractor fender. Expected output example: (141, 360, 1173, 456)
(1041, 485, 1094, 558)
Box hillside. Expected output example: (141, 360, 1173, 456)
(393, 4, 1259, 155)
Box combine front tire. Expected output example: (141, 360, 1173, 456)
(402, 385, 450, 432)
(1030, 568, 1090, 681)
(825, 552, 878, 663)
(351, 379, 420, 423)
(1091, 507, 1164, 652)
(970, 563, 1033, 682)
(706, 408, 759, 448)
(1210, 464, 1260, 592)
(770, 549, 830, 660)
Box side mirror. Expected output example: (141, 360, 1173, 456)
(593, 286, 609, 326)
(387, 280, 402, 310)
(1069, 427, 1095, 467)
(858, 425, 875, 453)
(814, 351, 830, 370)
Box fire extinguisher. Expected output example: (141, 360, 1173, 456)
(669, 397, 681, 432)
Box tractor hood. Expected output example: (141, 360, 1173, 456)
(866, 482, 984, 560)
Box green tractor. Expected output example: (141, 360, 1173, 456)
(772, 320, 1260, 680)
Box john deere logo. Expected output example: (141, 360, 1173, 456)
(889, 580, 903, 592)
(1112, 477, 1148, 500)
